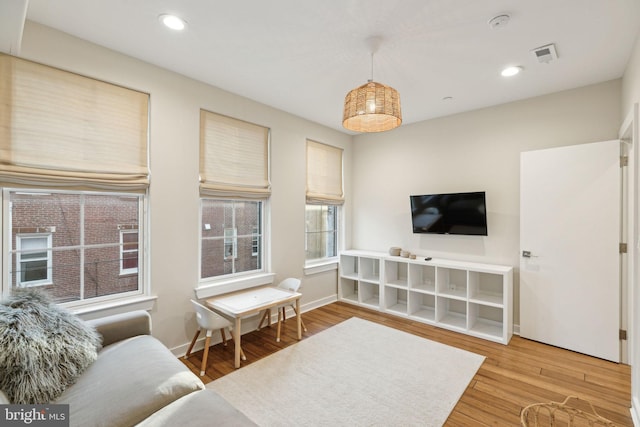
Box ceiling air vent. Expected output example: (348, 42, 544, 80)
(531, 43, 558, 63)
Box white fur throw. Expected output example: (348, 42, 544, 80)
(0, 289, 102, 404)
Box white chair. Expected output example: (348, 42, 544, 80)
(257, 278, 308, 342)
(184, 299, 246, 376)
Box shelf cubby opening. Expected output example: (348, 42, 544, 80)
(359, 281, 380, 308)
(359, 257, 381, 283)
(436, 267, 467, 299)
(385, 260, 408, 288)
(339, 278, 358, 303)
(385, 287, 408, 315)
(340, 254, 358, 279)
(468, 271, 504, 306)
(468, 303, 503, 339)
(409, 264, 436, 293)
(408, 292, 435, 322)
(437, 297, 467, 330)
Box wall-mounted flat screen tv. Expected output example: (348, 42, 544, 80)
(410, 191, 488, 236)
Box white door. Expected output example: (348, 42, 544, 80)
(520, 140, 620, 362)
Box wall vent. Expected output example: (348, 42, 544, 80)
(531, 43, 558, 63)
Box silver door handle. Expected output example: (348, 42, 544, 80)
(522, 250, 538, 258)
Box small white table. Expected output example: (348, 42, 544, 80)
(206, 286, 302, 368)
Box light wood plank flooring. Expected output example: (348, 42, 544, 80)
(180, 302, 632, 426)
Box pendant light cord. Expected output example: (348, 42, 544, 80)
(369, 52, 374, 83)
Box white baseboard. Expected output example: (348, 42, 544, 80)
(632, 396, 640, 426)
(170, 294, 338, 357)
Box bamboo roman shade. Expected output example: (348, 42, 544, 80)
(0, 54, 149, 191)
(200, 110, 270, 199)
(306, 140, 344, 205)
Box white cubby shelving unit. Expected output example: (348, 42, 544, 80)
(338, 250, 513, 344)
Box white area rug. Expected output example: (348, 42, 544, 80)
(208, 317, 485, 426)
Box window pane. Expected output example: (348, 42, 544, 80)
(20, 259, 47, 282)
(85, 247, 138, 298)
(305, 204, 337, 260)
(85, 195, 139, 245)
(11, 192, 81, 247)
(9, 190, 141, 303)
(201, 199, 262, 279)
(122, 252, 138, 270)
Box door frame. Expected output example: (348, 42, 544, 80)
(621, 103, 639, 424)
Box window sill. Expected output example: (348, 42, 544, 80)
(195, 272, 276, 299)
(304, 259, 338, 276)
(71, 295, 157, 321)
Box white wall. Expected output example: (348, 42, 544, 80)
(19, 21, 352, 351)
(623, 34, 640, 117)
(351, 79, 622, 325)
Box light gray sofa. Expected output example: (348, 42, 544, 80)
(0, 310, 256, 427)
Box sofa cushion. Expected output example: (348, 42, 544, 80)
(0, 288, 101, 404)
(137, 389, 257, 427)
(56, 335, 204, 427)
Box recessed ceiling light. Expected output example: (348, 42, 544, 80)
(501, 66, 522, 77)
(159, 14, 186, 31)
(442, 96, 453, 101)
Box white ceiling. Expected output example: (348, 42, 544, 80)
(6, 1, 640, 133)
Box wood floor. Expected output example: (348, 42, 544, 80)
(180, 301, 633, 426)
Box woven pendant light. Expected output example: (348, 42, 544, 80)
(342, 80, 402, 132)
(343, 40, 402, 133)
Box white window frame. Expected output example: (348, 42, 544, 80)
(119, 229, 139, 275)
(2, 189, 153, 315)
(196, 198, 273, 299)
(16, 233, 53, 287)
(304, 204, 340, 275)
(305, 204, 339, 261)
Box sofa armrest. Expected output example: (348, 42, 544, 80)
(87, 310, 151, 347)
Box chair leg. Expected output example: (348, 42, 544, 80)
(292, 305, 308, 332)
(220, 328, 227, 346)
(184, 328, 201, 359)
(276, 308, 283, 342)
(200, 331, 212, 376)
(257, 309, 271, 330)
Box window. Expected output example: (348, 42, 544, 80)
(0, 54, 149, 308)
(224, 228, 237, 260)
(16, 234, 52, 286)
(305, 205, 338, 260)
(201, 199, 263, 279)
(252, 227, 259, 256)
(199, 110, 270, 284)
(6, 190, 144, 304)
(120, 229, 139, 275)
(305, 140, 343, 263)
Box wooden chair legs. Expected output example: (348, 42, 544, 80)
(221, 328, 246, 360)
(184, 327, 246, 376)
(275, 305, 307, 342)
(280, 305, 308, 331)
(184, 328, 201, 359)
(256, 308, 271, 330)
(200, 333, 212, 376)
